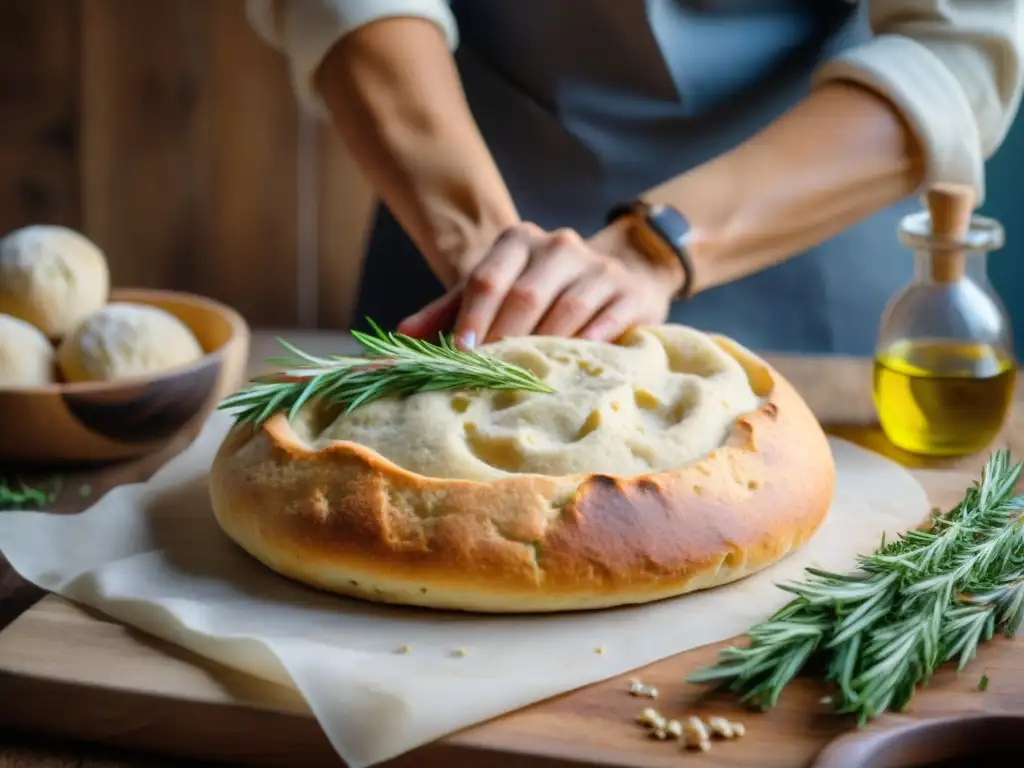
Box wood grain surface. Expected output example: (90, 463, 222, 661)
(0, 0, 377, 330)
(1, 332, 1022, 768)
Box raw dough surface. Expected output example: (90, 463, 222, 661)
(308, 326, 761, 481)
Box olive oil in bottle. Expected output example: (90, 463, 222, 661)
(873, 339, 1016, 456)
(874, 183, 1015, 457)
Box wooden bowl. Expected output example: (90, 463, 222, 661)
(0, 288, 250, 465)
(812, 713, 1024, 767)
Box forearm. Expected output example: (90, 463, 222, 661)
(642, 82, 925, 293)
(636, 0, 1024, 295)
(313, 17, 518, 287)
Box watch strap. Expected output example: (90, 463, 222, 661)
(607, 199, 695, 300)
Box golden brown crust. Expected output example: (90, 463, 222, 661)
(208, 335, 835, 613)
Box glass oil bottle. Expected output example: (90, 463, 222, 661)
(873, 183, 1016, 457)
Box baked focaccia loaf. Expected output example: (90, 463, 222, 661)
(209, 325, 835, 613)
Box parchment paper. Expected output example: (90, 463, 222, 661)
(0, 411, 931, 767)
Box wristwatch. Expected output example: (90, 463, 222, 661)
(606, 199, 695, 300)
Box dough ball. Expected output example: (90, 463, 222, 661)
(0, 225, 110, 338)
(0, 312, 56, 387)
(57, 303, 204, 383)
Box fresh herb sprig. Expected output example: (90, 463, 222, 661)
(687, 450, 1024, 724)
(219, 319, 554, 427)
(0, 476, 62, 510)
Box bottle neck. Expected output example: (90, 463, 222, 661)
(913, 249, 989, 286)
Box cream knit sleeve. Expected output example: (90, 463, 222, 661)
(246, 0, 457, 115)
(813, 0, 1024, 202)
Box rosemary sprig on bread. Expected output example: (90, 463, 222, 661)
(219, 319, 554, 426)
(688, 450, 1024, 724)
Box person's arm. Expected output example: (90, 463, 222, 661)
(247, 1, 518, 288)
(608, 0, 1024, 294)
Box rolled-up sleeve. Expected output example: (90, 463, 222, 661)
(813, 1, 1024, 202)
(246, 0, 457, 115)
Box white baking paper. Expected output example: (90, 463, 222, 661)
(0, 411, 931, 767)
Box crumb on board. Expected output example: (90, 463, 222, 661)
(628, 679, 658, 698)
(637, 708, 665, 730)
(633, 711, 745, 753)
(396, 645, 411, 655)
(682, 716, 711, 751)
(452, 647, 467, 657)
(594, 645, 606, 655)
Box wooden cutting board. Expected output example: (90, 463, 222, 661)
(3, 467, 1021, 768)
(3, 346, 1023, 767)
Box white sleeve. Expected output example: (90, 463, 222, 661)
(246, 0, 458, 116)
(812, 0, 1024, 202)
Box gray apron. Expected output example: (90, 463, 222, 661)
(355, 0, 918, 355)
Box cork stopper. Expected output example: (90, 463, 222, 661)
(926, 182, 976, 282)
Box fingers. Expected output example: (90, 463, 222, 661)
(534, 266, 618, 337)
(486, 229, 591, 341)
(396, 287, 462, 339)
(452, 224, 537, 347)
(577, 296, 639, 343)
(400, 221, 671, 350)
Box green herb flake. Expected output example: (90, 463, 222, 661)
(0, 476, 62, 510)
(979, 674, 990, 692)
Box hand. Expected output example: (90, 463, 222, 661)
(397, 222, 683, 347)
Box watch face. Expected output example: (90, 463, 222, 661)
(648, 205, 691, 247)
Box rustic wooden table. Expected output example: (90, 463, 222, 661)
(1, 332, 1020, 768)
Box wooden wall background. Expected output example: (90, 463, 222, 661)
(0, 0, 376, 330)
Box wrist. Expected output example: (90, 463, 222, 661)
(426, 196, 520, 286)
(591, 216, 687, 299)
(640, 180, 728, 296)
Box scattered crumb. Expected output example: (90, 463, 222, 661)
(819, 695, 833, 705)
(452, 647, 468, 657)
(396, 645, 411, 655)
(79, 484, 92, 497)
(706, 716, 745, 740)
(979, 674, 990, 691)
(637, 708, 665, 729)
(681, 716, 711, 751)
(706, 716, 730, 739)
(707, 716, 734, 739)
(628, 679, 658, 698)
(594, 645, 606, 655)
(632, 707, 743, 754)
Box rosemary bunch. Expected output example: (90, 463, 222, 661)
(219, 319, 554, 426)
(687, 450, 1024, 723)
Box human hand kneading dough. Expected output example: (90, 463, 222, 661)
(396, 221, 683, 348)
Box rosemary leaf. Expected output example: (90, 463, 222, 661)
(219, 318, 555, 426)
(0, 476, 62, 510)
(687, 449, 1024, 723)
